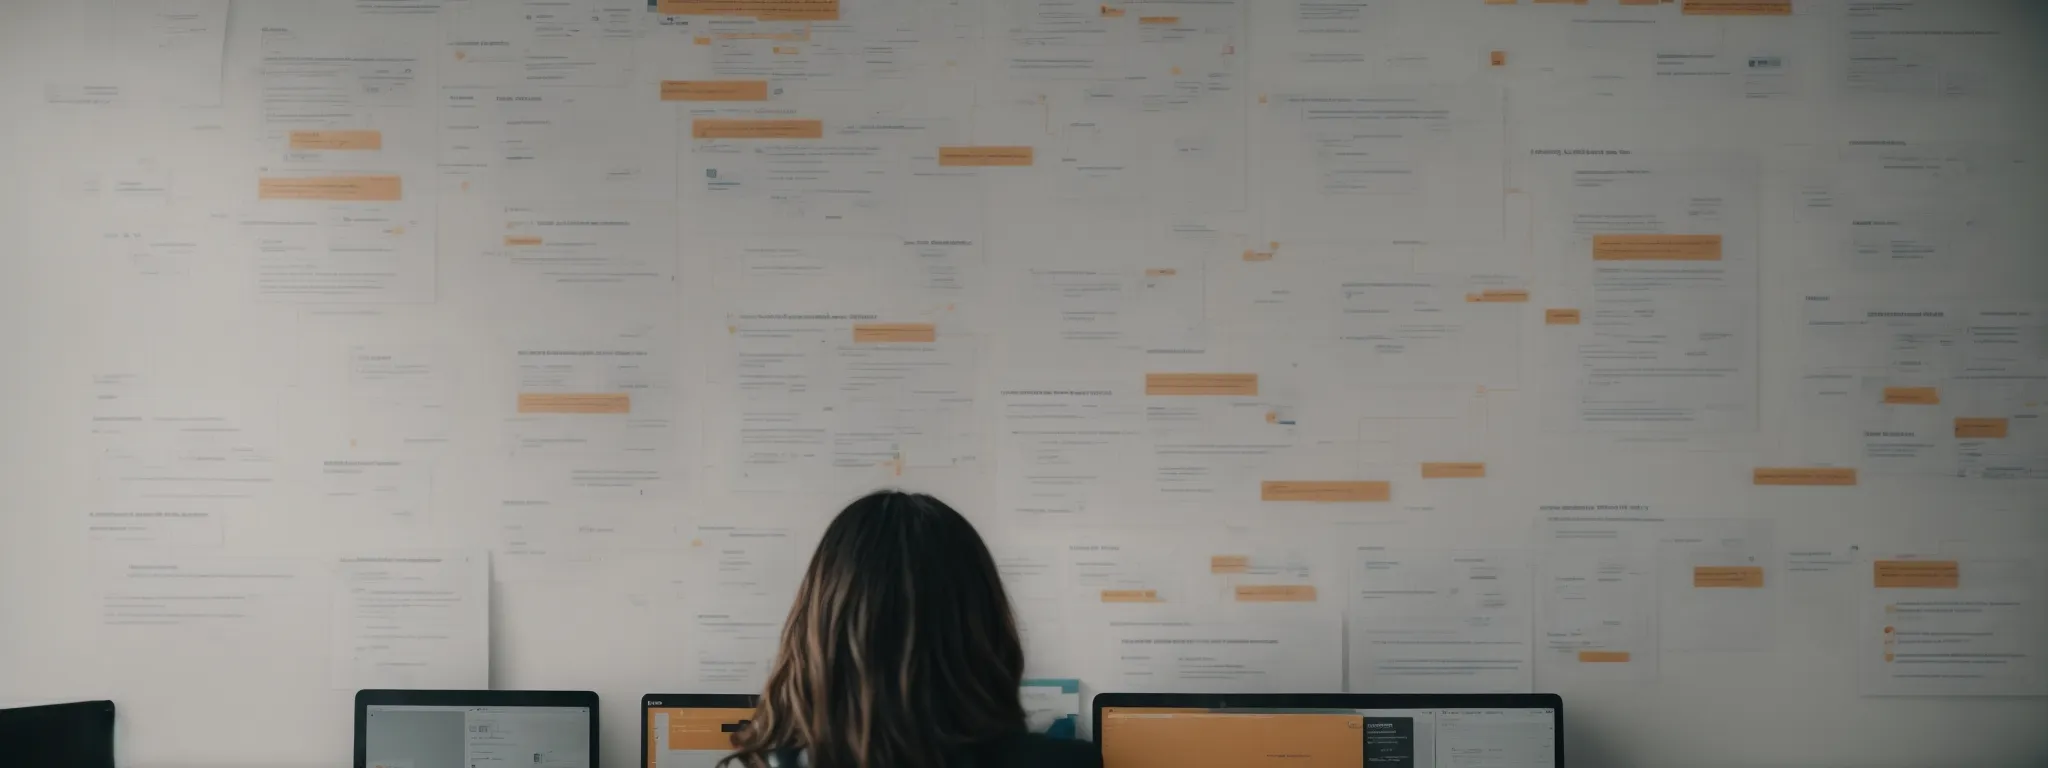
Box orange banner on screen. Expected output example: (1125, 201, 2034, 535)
(1546, 308, 1582, 325)
(1421, 462, 1486, 479)
(661, 80, 771, 101)
(1694, 566, 1765, 588)
(1874, 560, 1959, 589)
(1145, 373, 1257, 396)
(1753, 467, 1857, 486)
(1954, 418, 2010, 439)
(1578, 650, 1631, 663)
(1101, 589, 1163, 603)
(657, 0, 839, 20)
(1236, 585, 1317, 602)
(258, 175, 402, 201)
(518, 393, 631, 414)
(938, 146, 1036, 167)
(288, 130, 383, 150)
(1100, 710, 1364, 768)
(504, 235, 544, 246)
(1592, 234, 1723, 261)
(691, 118, 823, 139)
(1261, 480, 1390, 503)
(1465, 289, 1529, 303)
(1882, 387, 1940, 405)
(1210, 555, 1250, 574)
(851, 323, 937, 343)
(1683, 0, 1791, 15)
(651, 708, 757, 752)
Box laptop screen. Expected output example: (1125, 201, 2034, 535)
(645, 707, 754, 768)
(1099, 706, 1556, 768)
(363, 704, 591, 768)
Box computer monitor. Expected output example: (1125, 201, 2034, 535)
(354, 689, 598, 768)
(641, 694, 760, 768)
(1094, 693, 1562, 768)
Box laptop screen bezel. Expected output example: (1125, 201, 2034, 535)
(353, 689, 600, 768)
(640, 693, 761, 768)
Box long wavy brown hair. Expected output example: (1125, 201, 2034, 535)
(720, 491, 1027, 768)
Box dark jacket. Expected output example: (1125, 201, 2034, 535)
(763, 733, 1103, 768)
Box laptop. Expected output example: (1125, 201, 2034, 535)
(1094, 693, 1563, 768)
(0, 700, 115, 768)
(641, 694, 759, 768)
(355, 689, 599, 768)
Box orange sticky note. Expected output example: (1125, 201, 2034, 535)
(1139, 16, 1180, 24)
(1546, 308, 1583, 325)
(657, 0, 839, 20)
(288, 130, 383, 151)
(1101, 589, 1163, 603)
(693, 36, 713, 45)
(1465, 289, 1529, 303)
(1882, 387, 1940, 405)
(1490, 51, 1506, 67)
(1101, 5, 1126, 17)
(517, 393, 631, 414)
(1421, 462, 1487, 479)
(1146, 373, 1258, 396)
(661, 80, 771, 101)
(938, 146, 1035, 167)
(1874, 560, 1959, 589)
(258, 175, 402, 202)
(1211, 555, 1250, 574)
(1242, 250, 1275, 262)
(1593, 234, 1723, 261)
(503, 235, 544, 246)
(1261, 481, 1391, 503)
(691, 118, 823, 139)
(1694, 566, 1765, 588)
(1954, 418, 2010, 439)
(1682, 0, 1791, 15)
(1578, 650, 1631, 663)
(1753, 467, 1858, 486)
(851, 323, 937, 343)
(1236, 585, 1317, 603)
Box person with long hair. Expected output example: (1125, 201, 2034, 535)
(720, 490, 1101, 768)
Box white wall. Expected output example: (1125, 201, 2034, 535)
(3, 1, 2046, 766)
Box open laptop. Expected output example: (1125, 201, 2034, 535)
(1094, 693, 1562, 768)
(355, 689, 599, 768)
(642, 693, 759, 768)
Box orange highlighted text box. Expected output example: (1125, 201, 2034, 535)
(938, 146, 1035, 167)
(1682, 0, 1791, 15)
(1101, 589, 1163, 603)
(258, 175, 402, 202)
(1261, 480, 1390, 503)
(1592, 234, 1723, 261)
(1753, 467, 1857, 486)
(1235, 585, 1317, 603)
(288, 130, 383, 150)
(1875, 560, 1959, 589)
(656, 0, 839, 20)
(691, 118, 823, 139)
(517, 393, 631, 414)
(504, 235, 544, 246)
(1145, 373, 1257, 396)
(1955, 418, 2010, 439)
(661, 80, 771, 101)
(1100, 710, 1363, 768)
(655, 708, 757, 751)
(1421, 462, 1487, 479)
(1883, 387, 1940, 405)
(1578, 650, 1631, 663)
(1546, 308, 1582, 325)
(1465, 289, 1529, 303)
(852, 323, 937, 344)
(1694, 566, 1765, 588)
(1101, 5, 1126, 17)
(1139, 16, 1180, 24)
(1210, 555, 1250, 574)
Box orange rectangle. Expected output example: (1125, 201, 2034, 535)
(1955, 418, 2010, 439)
(691, 118, 823, 139)
(661, 80, 771, 101)
(1101, 4, 1126, 16)
(658, 708, 758, 750)
(1546, 308, 1583, 325)
(1465, 289, 1529, 303)
(258, 175, 402, 202)
(1146, 373, 1258, 396)
(1753, 467, 1858, 486)
(1242, 250, 1275, 262)
(851, 323, 937, 343)
(1874, 560, 1959, 589)
(1490, 51, 1506, 67)
(1694, 566, 1765, 588)
(288, 130, 383, 151)
(517, 393, 631, 414)
(1592, 234, 1723, 261)
(1139, 15, 1179, 24)
(1235, 585, 1317, 602)
(1883, 387, 1940, 405)
(1145, 268, 1178, 277)
(1683, 0, 1790, 15)
(1101, 589, 1163, 603)
(1421, 462, 1487, 479)
(1578, 650, 1631, 663)
(503, 235, 544, 246)
(1210, 555, 1250, 574)
(938, 146, 1035, 167)
(657, 0, 839, 20)
(1261, 481, 1391, 503)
